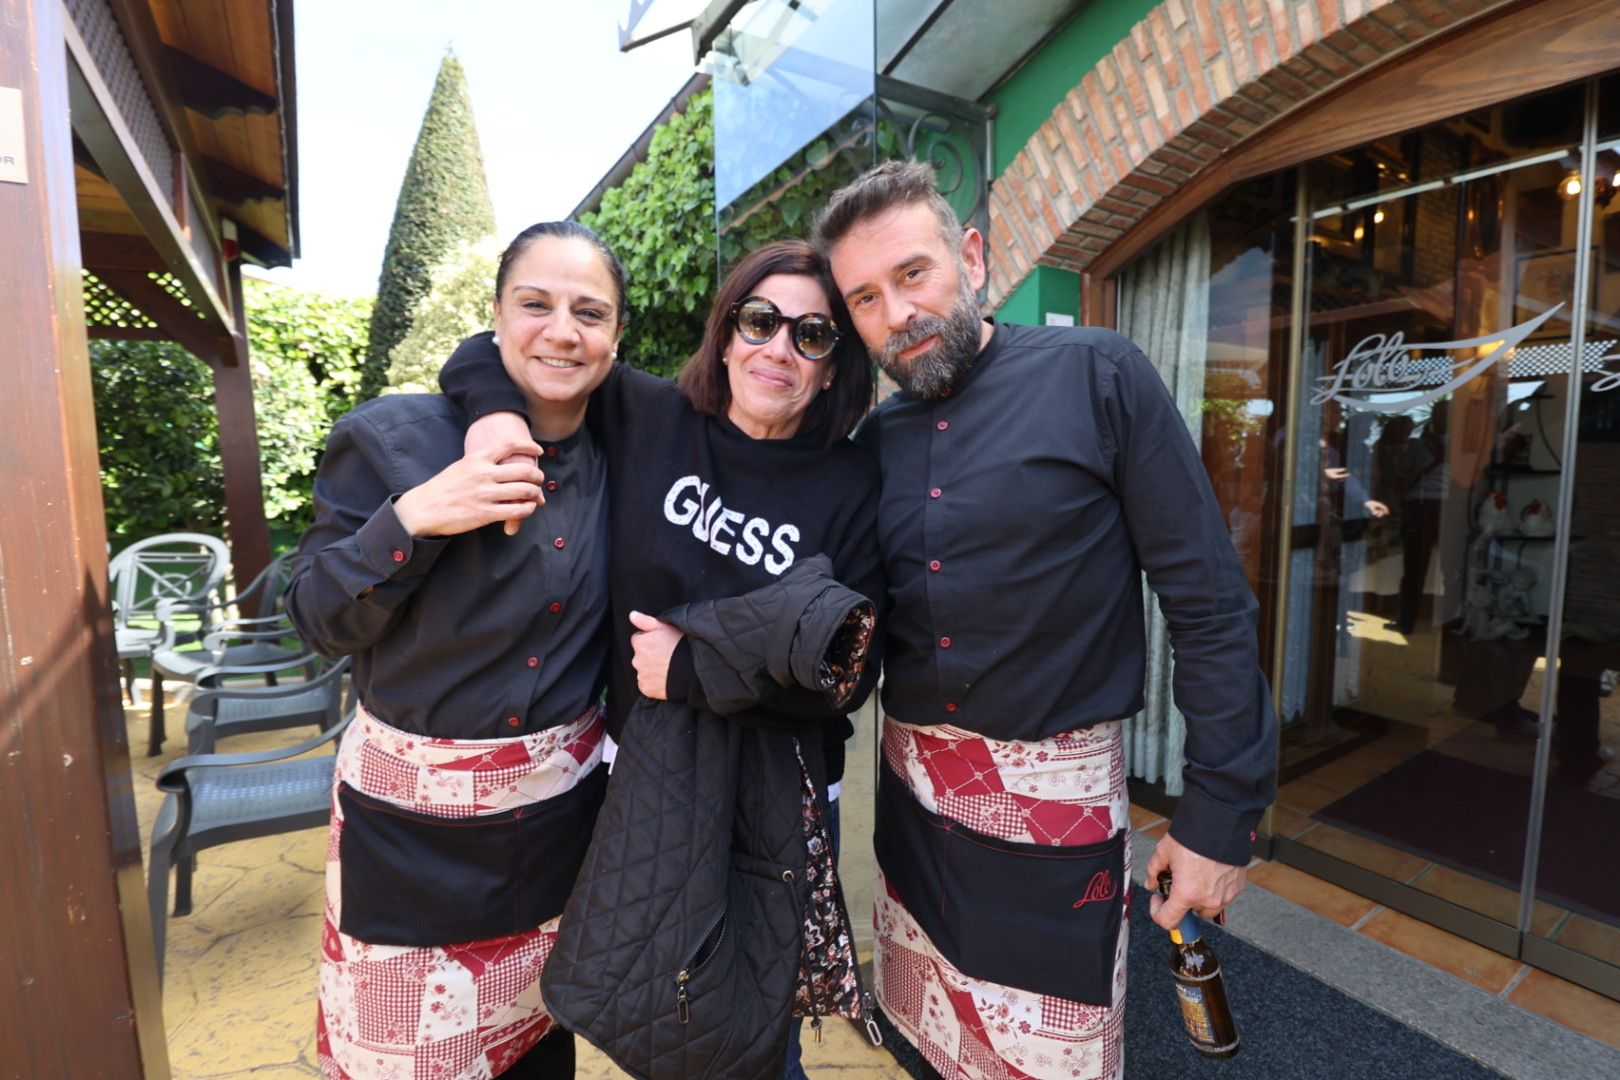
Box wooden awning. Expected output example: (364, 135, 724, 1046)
(69, 0, 299, 362)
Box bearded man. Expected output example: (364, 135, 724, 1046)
(812, 160, 1276, 1080)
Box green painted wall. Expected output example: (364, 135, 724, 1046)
(985, 0, 1160, 174)
(994, 264, 1081, 324)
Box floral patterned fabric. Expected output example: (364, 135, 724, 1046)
(316, 704, 604, 1080)
(818, 601, 876, 709)
(874, 717, 1130, 1080)
(791, 740, 861, 1022)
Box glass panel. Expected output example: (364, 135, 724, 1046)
(1600, 73, 1620, 142)
(1532, 136, 1620, 971)
(711, 11, 990, 283)
(1305, 83, 1584, 213)
(1277, 93, 1585, 931)
(1113, 173, 1296, 795)
(711, 0, 876, 210)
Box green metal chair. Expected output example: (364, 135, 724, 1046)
(147, 667, 352, 982)
(183, 651, 344, 755)
(147, 550, 303, 756)
(109, 533, 231, 710)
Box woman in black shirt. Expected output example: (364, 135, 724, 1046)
(286, 222, 623, 1080)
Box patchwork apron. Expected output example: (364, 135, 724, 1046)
(873, 717, 1131, 1080)
(316, 703, 605, 1080)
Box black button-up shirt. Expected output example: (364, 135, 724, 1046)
(284, 394, 609, 738)
(856, 321, 1275, 864)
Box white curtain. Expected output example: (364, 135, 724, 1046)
(1115, 210, 1211, 795)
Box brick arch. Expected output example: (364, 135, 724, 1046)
(983, 0, 1517, 308)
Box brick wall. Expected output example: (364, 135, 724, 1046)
(984, 0, 1517, 307)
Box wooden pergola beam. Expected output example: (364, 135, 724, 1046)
(0, 0, 169, 1074)
(105, 0, 226, 258)
(88, 264, 271, 583)
(81, 229, 165, 272)
(63, 13, 234, 345)
(200, 153, 282, 205)
(165, 45, 276, 118)
(214, 261, 273, 586)
(234, 217, 292, 268)
(95, 269, 234, 364)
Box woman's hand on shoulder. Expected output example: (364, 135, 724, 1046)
(464, 412, 540, 536)
(393, 436, 545, 538)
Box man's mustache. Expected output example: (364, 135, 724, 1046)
(882, 316, 949, 363)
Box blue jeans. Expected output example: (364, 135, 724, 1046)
(782, 796, 842, 1080)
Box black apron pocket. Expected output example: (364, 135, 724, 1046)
(875, 762, 1125, 1005)
(337, 764, 608, 947)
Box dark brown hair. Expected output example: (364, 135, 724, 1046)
(495, 220, 629, 327)
(676, 239, 871, 445)
(810, 158, 963, 256)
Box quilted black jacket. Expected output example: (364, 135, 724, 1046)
(539, 556, 877, 1079)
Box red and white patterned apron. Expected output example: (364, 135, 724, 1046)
(316, 704, 604, 1080)
(874, 717, 1130, 1080)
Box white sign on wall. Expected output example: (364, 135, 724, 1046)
(1044, 312, 1075, 327)
(0, 87, 28, 185)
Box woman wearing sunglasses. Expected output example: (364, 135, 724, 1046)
(439, 238, 881, 1077)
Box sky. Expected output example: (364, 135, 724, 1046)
(260, 1, 702, 296)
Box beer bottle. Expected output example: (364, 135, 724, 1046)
(1157, 871, 1239, 1059)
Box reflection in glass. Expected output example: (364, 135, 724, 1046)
(1114, 174, 1294, 796)
(1111, 71, 1620, 999)
(1274, 90, 1593, 935)
(712, 0, 876, 209)
(1535, 139, 1620, 971)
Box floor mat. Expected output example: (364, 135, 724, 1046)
(874, 883, 1505, 1078)
(1317, 749, 1620, 925)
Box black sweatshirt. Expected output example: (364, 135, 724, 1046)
(441, 333, 883, 783)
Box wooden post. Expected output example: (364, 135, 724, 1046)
(213, 259, 273, 585)
(0, 1, 170, 1075)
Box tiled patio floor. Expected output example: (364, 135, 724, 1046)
(128, 687, 1620, 1078)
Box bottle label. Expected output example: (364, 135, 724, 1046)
(1175, 983, 1217, 1045)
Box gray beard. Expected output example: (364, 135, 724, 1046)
(874, 278, 984, 399)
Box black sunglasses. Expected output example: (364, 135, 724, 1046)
(729, 296, 841, 361)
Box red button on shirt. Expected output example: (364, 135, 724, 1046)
(939, 636, 952, 648)
(526, 656, 539, 668)
(506, 715, 522, 728)
(544, 446, 558, 458)
(391, 549, 405, 563)
(545, 480, 558, 492)
(928, 560, 942, 572)
(553, 537, 566, 550)
(936, 420, 949, 431)
(929, 487, 942, 499)
(548, 601, 562, 614)
(944, 702, 959, 713)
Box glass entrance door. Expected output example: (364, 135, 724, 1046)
(1273, 78, 1620, 992)
(1524, 78, 1620, 990)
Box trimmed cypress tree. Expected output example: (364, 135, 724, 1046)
(359, 53, 496, 400)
